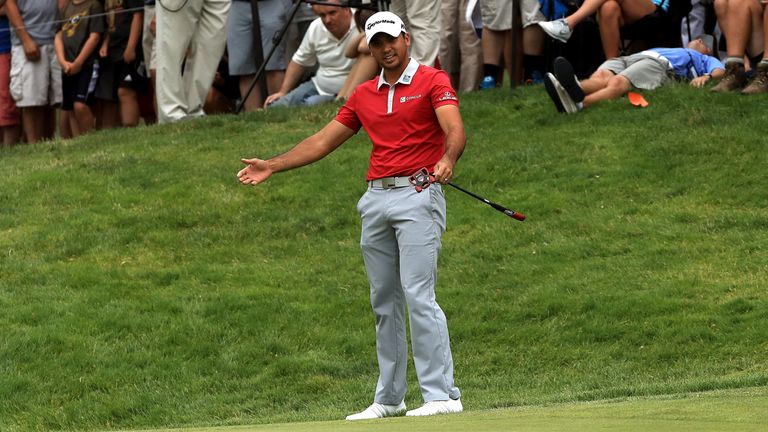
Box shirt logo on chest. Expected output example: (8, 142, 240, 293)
(399, 94, 422, 104)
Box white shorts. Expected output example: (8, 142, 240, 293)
(10, 44, 62, 107)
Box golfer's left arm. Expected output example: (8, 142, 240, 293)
(433, 104, 466, 184)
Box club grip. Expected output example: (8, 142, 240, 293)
(504, 209, 526, 221)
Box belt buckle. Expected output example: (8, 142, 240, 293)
(383, 178, 396, 188)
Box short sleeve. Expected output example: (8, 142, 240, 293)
(430, 70, 459, 109)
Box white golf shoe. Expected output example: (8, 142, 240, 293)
(405, 398, 463, 417)
(345, 401, 406, 420)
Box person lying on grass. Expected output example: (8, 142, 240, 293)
(544, 36, 725, 114)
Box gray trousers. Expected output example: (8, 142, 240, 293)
(357, 183, 461, 404)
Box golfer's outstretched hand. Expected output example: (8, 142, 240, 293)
(238, 158, 272, 186)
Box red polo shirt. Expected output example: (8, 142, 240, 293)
(334, 58, 459, 180)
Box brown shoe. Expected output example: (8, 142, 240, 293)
(711, 62, 746, 93)
(741, 63, 768, 95)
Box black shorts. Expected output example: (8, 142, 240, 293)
(95, 58, 149, 102)
(61, 62, 99, 111)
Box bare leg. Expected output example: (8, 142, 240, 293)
(73, 102, 95, 136)
(1, 124, 20, 145)
(239, 74, 263, 112)
(579, 69, 615, 94)
(21, 106, 54, 144)
(584, 74, 631, 107)
(118, 87, 140, 127)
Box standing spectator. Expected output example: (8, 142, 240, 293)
(96, 0, 145, 128)
(263, 0, 357, 108)
(389, 0, 441, 66)
(6, 0, 61, 143)
(439, 0, 482, 92)
(0, 3, 21, 145)
(142, 0, 157, 117)
(479, 0, 513, 89)
(226, 0, 291, 111)
(155, 0, 230, 123)
(520, 0, 547, 84)
(54, 0, 104, 137)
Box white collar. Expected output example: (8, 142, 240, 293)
(377, 58, 420, 89)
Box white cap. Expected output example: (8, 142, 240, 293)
(364, 11, 407, 44)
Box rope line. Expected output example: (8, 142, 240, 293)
(0, 5, 146, 35)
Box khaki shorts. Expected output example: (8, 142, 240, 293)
(520, 0, 546, 28)
(480, 0, 513, 31)
(10, 44, 62, 107)
(599, 53, 671, 90)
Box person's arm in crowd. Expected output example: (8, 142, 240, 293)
(344, 33, 363, 59)
(237, 120, 356, 185)
(70, 32, 101, 75)
(54, 30, 69, 74)
(124, 10, 143, 63)
(690, 68, 725, 88)
(6, 0, 39, 61)
(263, 60, 306, 107)
(432, 104, 466, 184)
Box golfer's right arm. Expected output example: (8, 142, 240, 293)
(237, 120, 355, 186)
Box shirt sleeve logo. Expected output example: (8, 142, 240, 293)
(438, 91, 458, 102)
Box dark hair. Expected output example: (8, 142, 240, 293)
(354, 8, 377, 31)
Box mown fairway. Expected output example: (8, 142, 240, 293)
(130, 387, 768, 432)
(1, 84, 766, 432)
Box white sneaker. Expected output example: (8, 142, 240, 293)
(345, 401, 406, 421)
(538, 18, 572, 43)
(405, 399, 463, 417)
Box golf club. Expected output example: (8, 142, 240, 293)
(409, 168, 526, 222)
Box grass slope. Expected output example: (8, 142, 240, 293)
(1, 84, 767, 431)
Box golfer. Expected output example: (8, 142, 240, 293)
(237, 11, 464, 420)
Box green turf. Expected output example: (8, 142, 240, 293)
(132, 387, 768, 432)
(1, 83, 766, 431)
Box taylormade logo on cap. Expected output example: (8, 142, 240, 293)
(364, 11, 406, 44)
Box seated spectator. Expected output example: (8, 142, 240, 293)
(710, 0, 766, 94)
(6, 0, 61, 143)
(264, 0, 357, 107)
(538, 0, 669, 59)
(54, 0, 104, 137)
(544, 36, 724, 113)
(336, 7, 378, 101)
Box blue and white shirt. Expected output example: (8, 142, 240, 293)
(648, 48, 724, 79)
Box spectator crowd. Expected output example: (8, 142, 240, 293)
(0, 0, 766, 145)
